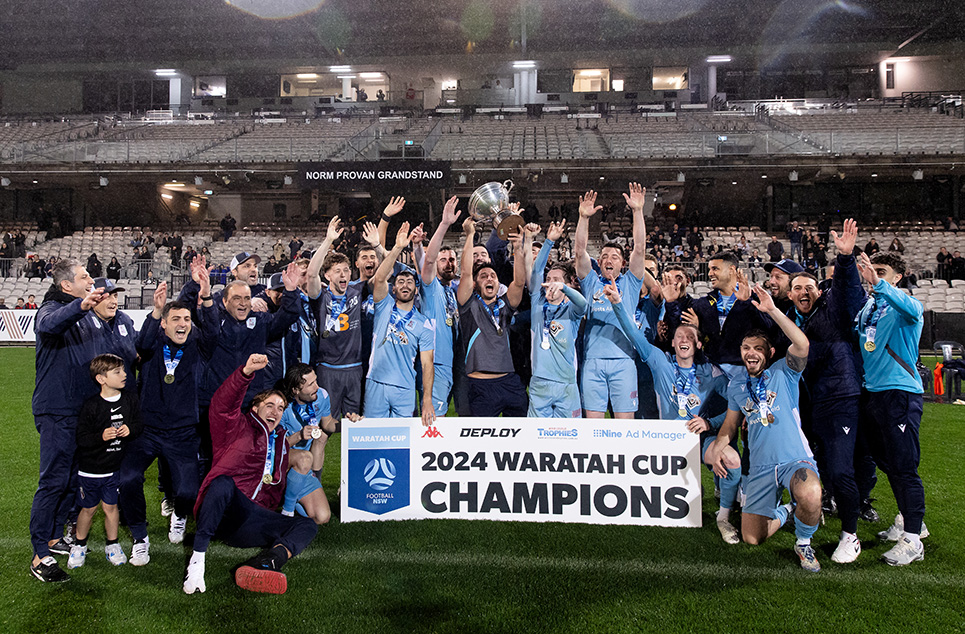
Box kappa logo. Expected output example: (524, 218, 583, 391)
(422, 426, 444, 439)
(898, 424, 907, 433)
(843, 426, 851, 435)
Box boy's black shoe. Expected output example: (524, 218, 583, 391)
(31, 556, 69, 583)
(48, 538, 71, 556)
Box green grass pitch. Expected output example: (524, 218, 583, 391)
(0, 347, 962, 633)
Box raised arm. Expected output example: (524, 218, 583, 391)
(574, 191, 602, 280)
(361, 221, 387, 261)
(373, 221, 410, 303)
(506, 229, 526, 309)
(422, 196, 461, 284)
(456, 217, 476, 306)
(856, 251, 923, 323)
(306, 216, 344, 299)
(624, 182, 648, 279)
(522, 222, 540, 290)
(751, 284, 809, 368)
(377, 196, 406, 250)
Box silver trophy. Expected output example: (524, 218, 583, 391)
(468, 179, 524, 240)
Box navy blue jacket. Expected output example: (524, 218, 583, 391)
(787, 254, 866, 403)
(672, 291, 768, 366)
(33, 287, 138, 417)
(182, 280, 300, 406)
(135, 302, 220, 430)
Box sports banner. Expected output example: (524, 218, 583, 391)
(340, 418, 702, 528)
(0, 310, 153, 343)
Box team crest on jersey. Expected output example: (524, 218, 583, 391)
(741, 391, 778, 418)
(118, 324, 128, 337)
(395, 331, 409, 345)
(592, 289, 606, 303)
(686, 393, 701, 409)
(548, 320, 564, 338)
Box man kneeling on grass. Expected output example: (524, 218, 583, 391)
(183, 354, 317, 595)
(707, 286, 824, 572)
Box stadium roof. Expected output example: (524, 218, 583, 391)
(2, 0, 964, 68)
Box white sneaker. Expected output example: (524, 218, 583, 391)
(160, 498, 175, 518)
(794, 543, 821, 572)
(169, 514, 187, 544)
(716, 518, 740, 545)
(877, 514, 930, 541)
(882, 537, 924, 566)
(67, 545, 88, 569)
(130, 538, 150, 566)
(831, 533, 861, 564)
(105, 543, 127, 566)
(183, 556, 206, 594)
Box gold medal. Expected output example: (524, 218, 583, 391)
(864, 341, 876, 352)
(446, 317, 453, 327)
(678, 408, 687, 417)
(496, 327, 504, 336)
(164, 373, 175, 384)
(262, 473, 272, 484)
(322, 330, 331, 339)
(767, 412, 775, 424)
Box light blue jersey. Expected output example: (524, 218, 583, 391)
(419, 277, 456, 368)
(279, 387, 332, 451)
(367, 295, 435, 389)
(855, 280, 924, 394)
(727, 358, 812, 468)
(611, 300, 727, 421)
(580, 270, 644, 360)
(530, 240, 587, 384)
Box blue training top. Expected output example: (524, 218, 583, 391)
(367, 295, 435, 389)
(854, 280, 924, 394)
(579, 268, 643, 360)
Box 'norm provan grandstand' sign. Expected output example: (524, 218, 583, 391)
(298, 161, 451, 188)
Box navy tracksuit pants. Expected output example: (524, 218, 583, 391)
(808, 397, 861, 533)
(118, 426, 201, 541)
(860, 389, 926, 533)
(194, 475, 317, 556)
(29, 414, 78, 558)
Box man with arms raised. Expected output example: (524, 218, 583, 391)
(574, 184, 648, 419)
(420, 196, 462, 417)
(708, 286, 823, 571)
(456, 217, 527, 416)
(184, 354, 317, 594)
(785, 219, 868, 563)
(365, 222, 435, 426)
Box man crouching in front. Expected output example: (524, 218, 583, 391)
(183, 354, 318, 595)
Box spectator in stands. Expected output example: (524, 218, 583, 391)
(25, 294, 37, 309)
(14, 230, 26, 258)
(15, 297, 24, 309)
(951, 250, 965, 280)
(106, 257, 121, 281)
(24, 255, 40, 279)
(734, 235, 748, 258)
(272, 240, 285, 262)
(767, 236, 785, 262)
(0, 240, 12, 277)
(262, 256, 279, 276)
(803, 251, 820, 277)
(889, 238, 905, 255)
(864, 238, 881, 256)
(130, 232, 143, 248)
(0, 297, 7, 309)
(937, 247, 951, 281)
(169, 233, 183, 266)
(200, 247, 212, 260)
(144, 271, 158, 286)
(787, 221, 803, 261)
(944, 216, 959, 231)
(289, 236, 303, 260)
(220, 214, 237, 242)
(44, 256, 56, 278)
(87, 253, 103, 279)
(748, 249, 764, 282)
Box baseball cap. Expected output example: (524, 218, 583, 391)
(92, 277, 125, 294)
(230, 251, 262, 271)
(763, 259, 805, 275)
(267, 272, 285, 291)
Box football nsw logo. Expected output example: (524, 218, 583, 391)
(364, 458, 397, 491)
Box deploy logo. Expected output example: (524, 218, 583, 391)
(347, 426, 410, 515)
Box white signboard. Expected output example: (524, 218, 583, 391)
(340, 418, 702, 528)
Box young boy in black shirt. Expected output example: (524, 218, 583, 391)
(68, 354, 142, 569)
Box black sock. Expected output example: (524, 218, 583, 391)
(268, 545, 290, 569)
(106, 538, 118, 546)
(76, 538, 88, 547)
(134, 538, 147, 545)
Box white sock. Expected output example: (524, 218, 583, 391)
(903, 532, 922, 547)
(796, 538, 811, 546)
(717, 508, 730, 521)
(189, 550, 206, 566)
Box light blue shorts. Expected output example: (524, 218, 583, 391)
(580, 357, 638, 413)
(363, 379, 415, 419)
(743, 458, 819, 518)
(528, 377, 583, 418)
